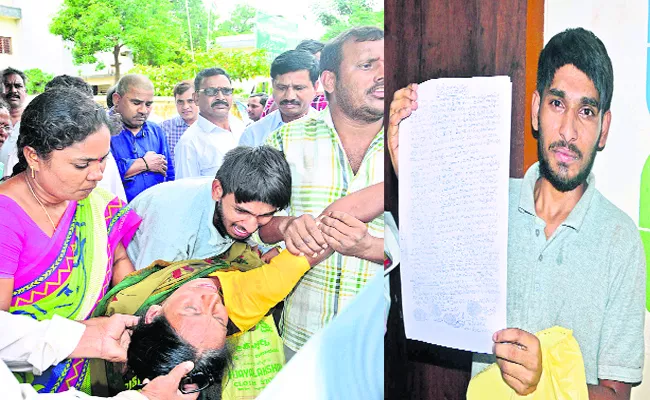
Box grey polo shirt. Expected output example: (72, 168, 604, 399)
(472, 162, 645, 385)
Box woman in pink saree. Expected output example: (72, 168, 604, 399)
(0, 88, 141, 394)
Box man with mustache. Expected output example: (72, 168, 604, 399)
(110, 74, 174, 201)
(390, 28, 645, 398)
(260, 40, 329, 119)
(260, 26, 385, 361)
(239, 50, 319, 147)
(0, 68, 26, 170)
(175, 68, 245, 179)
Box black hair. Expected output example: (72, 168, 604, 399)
(194, 68, 231, 92)
(271, 50, 319, 85)
(537, 28, 613, 116)
(295, 39, 325, 55)
(215, 146, 292, 210)
(2, 67, 26, 84)
(12, 87, 115, 175)
(45, 75, 93, 97)
(128, 316, 230, 399)
(249, 93, 269, 107)
(173, 80, 194, 97)
(106, 85, 117, 108)
(319, 26, 384, 76)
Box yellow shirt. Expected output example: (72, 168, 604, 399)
(209, 250, 310, 332)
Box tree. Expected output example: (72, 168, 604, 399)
(213, 4, 256, 38)
(171, 0, 212, 52)
(50, 0, 186, 82)
(24, 68, 54, 94)
(314, 0, 384, 40)
(130, 47, 269, 96)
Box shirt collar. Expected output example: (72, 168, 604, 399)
(270, 107, 318, 130)
(197, 114, 234, 134)
(321, 106, 335, 130)
(174, 115, 190, 127)
(519, 161, 596, 231)
(122, 121, 151, 138)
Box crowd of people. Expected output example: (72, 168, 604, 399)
(0, 25, 384, 399)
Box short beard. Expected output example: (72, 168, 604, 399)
(212, 201, 247, 242)
(335, 80, 383, 124)
(537, 124, 599, 192)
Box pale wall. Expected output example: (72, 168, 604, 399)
(0, 15, 21, 69)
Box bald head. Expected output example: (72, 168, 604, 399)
(116, 74, 154, 97)
(113, 74, 155, 133)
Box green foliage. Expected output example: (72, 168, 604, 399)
(50, 0, 186, 69)
(130, 47, 269, 96)
(23, 68, 54, 94)
(213, 4, 256, 38)
(171, 0, 212, 51)
(314, 0, 384, 40)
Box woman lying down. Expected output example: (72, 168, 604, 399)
(92, 242, 314, 399)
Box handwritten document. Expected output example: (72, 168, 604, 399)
(399, 76, 511, 353)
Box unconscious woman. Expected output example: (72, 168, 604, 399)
(0, 88, 141, 393)
(93, 242, 313, 399)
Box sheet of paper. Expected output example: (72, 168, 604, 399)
(399, 76, 511, 354)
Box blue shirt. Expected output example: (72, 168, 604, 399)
(110, 121, 175, 202)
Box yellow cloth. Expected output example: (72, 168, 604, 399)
(210, 250, 310, 332)
(467, 326, 588, 400)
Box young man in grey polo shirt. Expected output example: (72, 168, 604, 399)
(389, 28, 645, 398)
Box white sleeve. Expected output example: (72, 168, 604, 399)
(2, 356, 148, 399)
(173, 138, 199, 179)
(98, 153, 127, 202)
(0, 312, 85, 375)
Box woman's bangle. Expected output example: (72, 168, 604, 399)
(141, 157, 149, 171)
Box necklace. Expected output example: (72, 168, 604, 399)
(24, 174, 57, 231)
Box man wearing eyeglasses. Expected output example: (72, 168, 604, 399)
(174, 68, 245, 179)
(0, 68, 26, 171)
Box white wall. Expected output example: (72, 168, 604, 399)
(18, 0, 76, 75)
(545, 1, 650, 397)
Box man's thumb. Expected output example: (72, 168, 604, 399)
(168, 361, 194, 383)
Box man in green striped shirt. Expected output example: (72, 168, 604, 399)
(260, 26, 385, 359)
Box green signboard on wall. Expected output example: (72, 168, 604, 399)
(255, 11, 302, 61)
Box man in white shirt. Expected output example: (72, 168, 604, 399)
(0, 311, 193, 399)
(174, 68, 245, 179)
(239, 50, 319, 147)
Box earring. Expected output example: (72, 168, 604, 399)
(30, 166, 35, 179)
